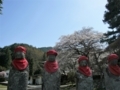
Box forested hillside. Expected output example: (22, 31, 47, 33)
(0, 43, 52, 75)
(38, 47, 52, 52)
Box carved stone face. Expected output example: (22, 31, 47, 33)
(47, 55, 56, 62)
(79, 60, 88, 66)
(109, 59, 118, 65)
(15, 52, 25, 59)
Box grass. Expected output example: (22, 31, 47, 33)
(0, 84, 7, 88)
(0, 84, 7, 90)
(0, 84, 106, 90)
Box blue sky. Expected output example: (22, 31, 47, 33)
(0, 0, 110, 48)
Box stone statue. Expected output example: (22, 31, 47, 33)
(42, 49, 61, 90)
(7, 46, 29, 90)
(76, 56, 93, 90)
(103, 54, 120, 90)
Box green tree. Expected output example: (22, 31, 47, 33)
(5, 48, 12, 69)
(102, 0, 120, 44)
(29, 58, 34, 76)
(0, 48, 12, 69)
(38, 47, 52, 52)
(42, 52, 47, 61)
(35, 52, 47, 75)
(0, 0, 2, 14)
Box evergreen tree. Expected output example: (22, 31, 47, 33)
(0, 48, 12, 69)
(42, 52, 47, 62)
(102, 0, 120, 44)
(0, 0, 2, 14)
(35, 52, 47, 74)
(5, 48, 12, 69)
(29, 58, 34, 76)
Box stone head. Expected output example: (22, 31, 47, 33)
(14, 46, 26, 59)
(47, 49, 57, 62)
(78, 56, 88, 66)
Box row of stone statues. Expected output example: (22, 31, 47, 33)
(0, 45, 120, 90)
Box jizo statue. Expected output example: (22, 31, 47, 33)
(76, 56, 93, 90)
(103, 54, 120, 90)
(42, 49, 61, 90)
(7, 46, 29, 90)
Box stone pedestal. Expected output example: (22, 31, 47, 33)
(7, 67, 29, 90)
(76, 71, 93, 90)
(103, 67, 120, 90)
(42, 70, 61, 90)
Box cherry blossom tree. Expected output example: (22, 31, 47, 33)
(54, 27, 106, 74)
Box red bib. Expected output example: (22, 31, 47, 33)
(78, 66, 92, 77)
(12, 59, 28, 71)
(44, 61, 59, 73)
(108, 65, 120, 76)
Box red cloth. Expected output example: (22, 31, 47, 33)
(78, 66, 92, 77)
(78, 56, 88, 63)
(12, 59, 28, 71)
(14, 46, 26, 54)
(44, 61, 59, 73)
(107, 54, 119, 62)
(47, 49, 58, 56)
(108, 65, 120, 76)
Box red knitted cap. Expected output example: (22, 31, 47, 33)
(14, 46, 26, 53)
(47, 49, 58, 56)
(107, 54, 119, 62)
(78, 56, 88, 62)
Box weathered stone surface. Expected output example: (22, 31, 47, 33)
(7, 66, 29, 90)
(76, 71, 93, 90)
(27, 87, 41, 90)
(42, 70, 61, 90)
(103, 67, 120, 90)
